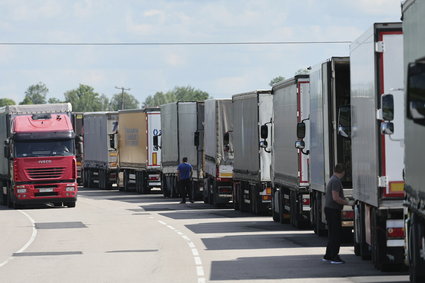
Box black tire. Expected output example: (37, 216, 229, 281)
(65, 201, 76, 208)
(354, 241, 361, 256)
(409, 213, 425, 283)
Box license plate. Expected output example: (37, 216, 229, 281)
(39, 188, 54, 193)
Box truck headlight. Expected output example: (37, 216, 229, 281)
(66, 187, 75, 191)
(17, 189, 27, 193)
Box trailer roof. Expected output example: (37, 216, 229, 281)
(0, 103, 72, 114)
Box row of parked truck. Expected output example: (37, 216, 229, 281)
(0, 1, 424, 281)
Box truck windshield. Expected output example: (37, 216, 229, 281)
(15, 139, 75, 158)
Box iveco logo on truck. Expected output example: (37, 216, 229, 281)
(38, 160, 52, 164)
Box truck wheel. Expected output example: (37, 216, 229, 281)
(409, 213, 425, 283)
(371, 208, 388, 271)
(65, 201, 76, 208)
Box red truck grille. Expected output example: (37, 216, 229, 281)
(26, 167, 65, 179)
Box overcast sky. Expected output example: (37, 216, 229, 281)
(0, 0, 402, 105)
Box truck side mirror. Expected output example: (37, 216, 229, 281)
(194, 131, 200, 147)
(382, 94, 394, 121)
(3, 141, 10, 159)
(338, 105, 351, 138)
(109, 134, 116, 150)
(260, 124, 268, 139)
(407, 60, 425, 125)
(153, 135, 160, 150)
(295, 140, 305, 149)
(380, 121, 394, 135)
(296, 122, 306, 139)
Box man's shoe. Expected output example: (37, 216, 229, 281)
(179, 201, 186, 204)
(330, 257, 345, 264)
(322, 256, 331, 262)
(189, 200, 194, 203)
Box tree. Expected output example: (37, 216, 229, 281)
(99, 94, 111, 111)
(0, 98, 16, 107)
(295, 68, 310, 75)
(143, 86, 210, 107)
(109, 92, 139, 111)
(20, 82, 48, 105)
(48, 97, 62, 104)
(64, 84, 107, 112)
(269, 76, 285, 87)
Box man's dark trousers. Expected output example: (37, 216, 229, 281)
(179, 179, 192, 203)
(324, 207, 342, 259)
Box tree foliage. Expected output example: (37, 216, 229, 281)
(20, 82, 48, 105)
(295, 68, 310, 75)
(269, 76, 285, 87)
(48, 97, 62, 104)
(64, 84, 108, 112)
(143, 86, 210, 107)
(0, 98, 16, 107)
(109, 92, 139, 111)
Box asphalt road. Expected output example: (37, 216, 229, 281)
(0, 188, 409, 283)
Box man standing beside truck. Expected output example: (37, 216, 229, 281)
(177, 157, 193, 204)
(323, 164, 352, 264)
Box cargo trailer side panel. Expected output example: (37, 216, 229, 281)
(178, 103, 199, 178)
(204, 100, 217, 176)
(0, 113, 9, 177)
(404, 0, 425, 198)
(259, 92, 273, 182)
(233, 92, 260, 182)
(309, 64, 326, 192)
(350, 27, 379, 207)
(272, 80, 299, 188)
(161, 103, 179, 174)
(118, 110, 147, 169)
(147, 110, 161, 169)
(84, 114, 109, 168)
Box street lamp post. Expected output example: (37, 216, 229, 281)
(115, 86, 131, 110)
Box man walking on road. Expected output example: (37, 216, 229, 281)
(323, 164, 353, 264)
(177, 157, 193, 204)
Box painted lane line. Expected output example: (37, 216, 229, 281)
(0, 210, 37, 268)
(194, 256, 202, 265)
(196, 266, 205, 277)
(158, 220, 206, 281)
(182, 235, 191, 241)
(191, 249, 199, 256)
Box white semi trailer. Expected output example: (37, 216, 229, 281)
(303, 57, 354, 240)
(401, 0, 425, 281)
(232, 90, 273, 214)
(83, 112, 119, 190)
(271, 75, 311, 228)
(118, 108, 161, 193)
(203, 99, 234, 206)
(350, 22, 406, 270)
(159, 102, 204, 199)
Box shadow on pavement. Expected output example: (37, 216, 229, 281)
(186, 221, 299, 234)
(202, 233, 327, 250)
(209, 254, 408, 281)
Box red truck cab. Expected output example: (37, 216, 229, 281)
(2, 110, 78, 208)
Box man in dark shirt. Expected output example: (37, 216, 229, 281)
(323, 164, 353, 264)
(177, 157, 193, 204)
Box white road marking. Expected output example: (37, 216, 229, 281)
(0, 210, 37, 268)
(194, 256, 202, 265)
(191, 249, 199, 256)
(158, 219, 206, 281)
